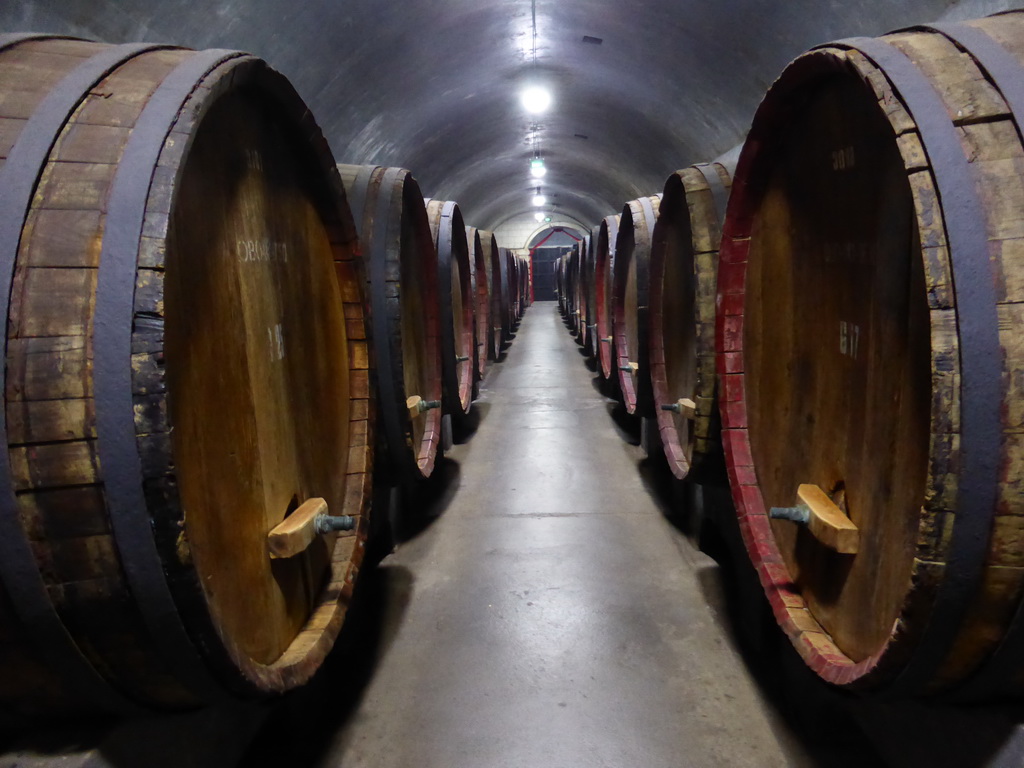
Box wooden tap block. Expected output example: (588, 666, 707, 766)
(267, 497, 327, 559)
(797, 484, 859, 555)
(677, 398, 697, 419)
(406, 395, 423, 418)
(626, 362, 638, 373)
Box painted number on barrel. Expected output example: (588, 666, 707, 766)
(268, 323, 284, 362)
(832, 146, 855, 171)
(840, 321, 860, 360)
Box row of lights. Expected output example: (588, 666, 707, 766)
(522, 88, 552, 224)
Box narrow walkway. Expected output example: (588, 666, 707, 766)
(322, 303, 809, 767)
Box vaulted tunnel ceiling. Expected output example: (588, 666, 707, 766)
(3, 0, 1013, 232)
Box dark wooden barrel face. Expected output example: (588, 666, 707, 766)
(613, 197, 660, 415)
(166, 84, 357, 672)
(398, 179, 442, 475)
(0, 39, 372, 712)
(652, 175, 699, 477)
(716, 19, 1024, 693)
(449, 221, 472, 407)
(744, 67, 931, 667)
(503, 248, 517, 331)
(583, 235, 598, 356)
(507, 250, 519, 323)
(650, 165, 730, 481)
(480, 231, 502, 360)
(468, 227, 488, 381)
(595, 216, 619, 381)
(497, 247, 512, 343)
(567, 243, 580, 335)
(427, 201, 473, 417)
(340, 165, 441, 483)
(556, 255, 566, 313)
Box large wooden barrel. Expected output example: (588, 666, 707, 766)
(595, 215, 620, 382)
(502, 247, 519, 331)
(479, 230, 503, 360)
(555, 253, 566, 314)
(572, 237, 588, 348)
(0, 36, 372, 713)
(649, 163, 732, 481)
(613, 195, 661, 415)
(520, 255, 532, 310)
(340, 165, 441, 483)
(506, 249, 519, 325)
(425, 200, 473, 422)
(566, 241, 581, 336)
(581, 234, 599, 356)
(718, 12, 1024, 697)
(466, 226, 488, 383)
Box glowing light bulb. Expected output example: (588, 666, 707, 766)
(530, 157, 547, 178)
(534, 211, 545, 222)
(520, 86, 551, 114)
(532, 194, 546, 206)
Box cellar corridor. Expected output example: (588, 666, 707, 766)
(270, 303, 866, 768)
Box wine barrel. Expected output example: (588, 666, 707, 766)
(520, 255, 532, 310)
(425, 201, 473, 422)
(0, 36, 372, 713)
(566, 241, 581, 336)
(572, 237, 587, 347)
(555, 253, 565, 314)
(649, 163, 732, 481)
(340, 165, 441, 483)
(613, 195, 661, 415)
(581, 234, 599, 356)
(595, 215, 620, 382)
(466, 226, 488, 383)
(502, 247, 518, 331)
(506, 249, 518, 325)
(479, 230, 503, 360)
(718, 12, 1024, 697)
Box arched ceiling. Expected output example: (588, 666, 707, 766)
(3, 0, 1012, 231)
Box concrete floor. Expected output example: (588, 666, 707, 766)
(308, 303, 834, 767)
(9, 303, 1024, 768)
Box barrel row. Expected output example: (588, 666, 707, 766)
(559, 9, 1024, 702)
(0, 35, 528, 718)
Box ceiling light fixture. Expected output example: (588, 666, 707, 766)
(534, 211, 545, 222)
(520, 85, 551, 114)
(532, 187, 546, 206)
(530, 157, 546, 178)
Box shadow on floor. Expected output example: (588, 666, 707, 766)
(393, 456, 462, 544)
(554, 300, 1024, 766)
(240, 563, 416, 768)
(649, 461, 1024, 768)
(453, 400, 488, 446)
(606, 399, 640, 446)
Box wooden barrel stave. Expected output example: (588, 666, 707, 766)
(718, 13, 1024, 697)
(649, 164, 732, 482)
(0, 36, 188, 712)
